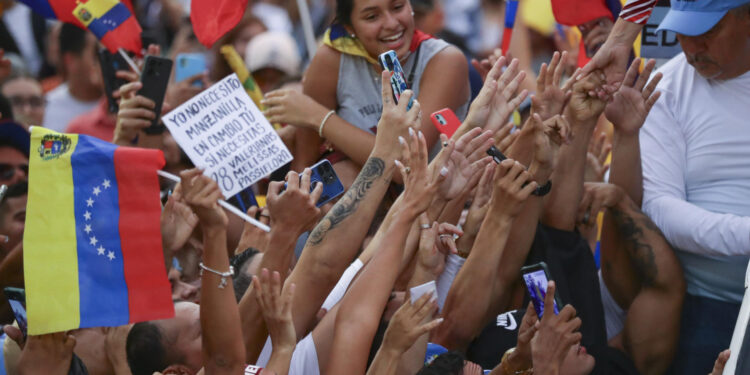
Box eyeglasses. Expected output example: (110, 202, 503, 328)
(0, 163, 28, 181)
(8, 96, 46, 108)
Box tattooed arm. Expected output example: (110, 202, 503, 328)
(285, 71, 422, 341)
(579, 183, 684, 375)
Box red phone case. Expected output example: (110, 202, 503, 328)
(430, 108, 461, 138)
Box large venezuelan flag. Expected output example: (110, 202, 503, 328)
(24, 127, 173, 335)
(17, 0, 142, 54)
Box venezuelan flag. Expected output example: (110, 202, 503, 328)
(24, 127, 173, 335)
(17, 0, 142, 54)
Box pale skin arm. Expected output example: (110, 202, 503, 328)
(579, 18, 645, 88)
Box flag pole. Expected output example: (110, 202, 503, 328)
(157, 170, 271, 232)
(501, 0, 519, 56)
(118, 48, 141, 76)
(295, 0, 317, 58)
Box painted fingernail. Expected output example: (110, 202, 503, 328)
(440, 167, 449, 176)
(408, 127, 415, 136)
(398, 136, 405, 145)
(418, 130, 424, 138)
(394, 159, 403, 168)
(436, 318, 444, 324)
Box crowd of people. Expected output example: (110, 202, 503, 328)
(1, 0, 749, 374)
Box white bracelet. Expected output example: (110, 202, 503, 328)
(199, 262, 235, 289)
(318, 110, 336, 137)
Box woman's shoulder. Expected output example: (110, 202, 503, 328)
(421, 41, 467, 77)
(308, 44, 343, 73)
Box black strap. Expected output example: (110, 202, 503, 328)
(406, 43, 422, 89)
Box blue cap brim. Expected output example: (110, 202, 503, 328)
(656, 9, 727, 36)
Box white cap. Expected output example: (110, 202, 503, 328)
(244, 31, 301, 77)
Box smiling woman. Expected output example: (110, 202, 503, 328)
(260, 0, 470, 186)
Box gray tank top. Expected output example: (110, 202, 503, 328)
(336, 38, 470, 134)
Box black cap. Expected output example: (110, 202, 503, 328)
(0, 121, 30, 158)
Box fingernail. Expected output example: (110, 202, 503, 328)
(394, 159, 402, 168)
(398, 136, 405, 145)
(408, 127, 415, 136)
(440, 167, 449, 176)
(436, 318, 444, 324)
(418, 130, 424, 138)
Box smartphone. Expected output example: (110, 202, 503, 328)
(486, 145, 507, 163)
(4, 287, 27, 338)
(175, 53, 207, 88)
(378, 50, 414, 109)
(430, 108, 461, 138)
(520, 262, 562, 319)
(138, 56, 173, 134)
(98, 49, 130, 113)
(283, 160, 345, 207)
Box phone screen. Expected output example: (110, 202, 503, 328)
(522, 269, 560, 318)
(7, 297, 27, 338)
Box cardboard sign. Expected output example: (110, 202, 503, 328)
(163, 74, 293, 198)
(640, 6, 682, 59)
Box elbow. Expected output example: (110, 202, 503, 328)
(430, 313, 473, 350)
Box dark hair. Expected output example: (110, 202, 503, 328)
(416, 351, 466, 375)
(335, 0, 355, 26)
(59, 24, 89, 57)
(0, 94, 13, 120)
(126, 322, 169, 375)
(230, 247, 260, 302)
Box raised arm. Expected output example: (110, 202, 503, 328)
(325, 126, 449, 375)
(433, 159, 539, 350)
(180, 169, 245, 375)
(286, 71, 420, 340)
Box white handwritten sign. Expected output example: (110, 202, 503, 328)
(163, 74, 293, 198)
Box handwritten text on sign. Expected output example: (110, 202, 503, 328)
(163, 74, 293, 198)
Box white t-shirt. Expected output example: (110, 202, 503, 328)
(42, 83, 99, 132)
(640, 53, 750, 303)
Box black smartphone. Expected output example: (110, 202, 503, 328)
(520, 262, 563, 319)
(137, 56, 173, 134)
(227, 186, 259, 213)
(4, 287, 27, 338)
(487, 145, 507, 164)
(98, 49, 130, 113)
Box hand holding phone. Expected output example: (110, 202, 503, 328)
(430, 108, 461, 138)
(378, 50, 414, 110)
(137, 56, 173, 134)
(175, 53, 207, 88)
(283, 160, 344, 207)
(98, 49, 130, 113)
(4, 287, 27, 338)
(521, 262, 562, 319)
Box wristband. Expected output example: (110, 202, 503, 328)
(531, 180, 552, 196)
(318, 110, 336, 137)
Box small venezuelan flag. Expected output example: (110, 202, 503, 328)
(24, 127, 173, 335)
(17, 0, 142, 54)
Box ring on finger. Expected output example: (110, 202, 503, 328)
(405, 166, 411, 174)
(439, 234, 455, 239)
(582, 211, 590, 224)
(420, 223, 431, 230)
(442, 141, 449, 147)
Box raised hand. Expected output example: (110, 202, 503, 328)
(234, 206, 271, 254)
(395, 128, 449, 216)
(434, 128, 494, 201)
(566, 71, 608, 125)
(584, 132, 611, 182)
(113, 81, 156, 145)
(463, 58, 528, 136)
(577, 182, 625, 226)
(501, 303, 537, 374)
(252, 269, 297, 352)
(374, 70, 423, 160)
(160, 185, 199, 254)
(578, 19, 643, 90)
(604, 58, 663, 136)
(470, 48, 504, 82)
(531, 113, 571, 170)
(417, 215, 462, 276)
(531, 51, 574, 121)
(380, 292, 442, 354)
(16, 333, 77, 375)
(490, 159, 539, 218)
(179, 169, 227, 230)
(530, 282, 582, 375)
(266, 169, 323, 233)
(166, 72, 210, 108)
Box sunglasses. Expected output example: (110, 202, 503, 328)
(0, 163, 29, 181)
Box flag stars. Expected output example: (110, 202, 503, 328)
(90, 236, 98, 246)
(103, 179, 111, 189)
(107, 251, 115, 261)
(97, 246, 105, 255)
(84, 211, 92, 220)
(93, 186, 102, 196)
(84, 224, 92, 234)
(86, 197, 94, 207)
